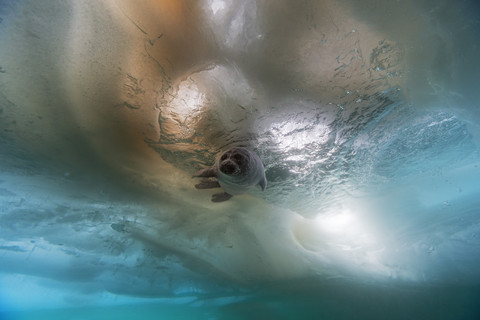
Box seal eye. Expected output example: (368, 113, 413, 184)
(220, 154, 228, 161)
(220, 162, 238, 175)
(232, 154, 246, 167)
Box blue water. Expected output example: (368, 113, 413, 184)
(1, 0, 479, 319)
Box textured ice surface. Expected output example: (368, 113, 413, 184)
(0, 0, 479, 318)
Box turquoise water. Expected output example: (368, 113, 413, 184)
(2, 281, 480, 319)
(1, 0, 480, 319)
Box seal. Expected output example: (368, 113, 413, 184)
(193, 147, 267, 202)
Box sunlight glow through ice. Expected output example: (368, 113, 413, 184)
(210, 0, 225, 15)
(0, 0, 479, 317)
(169, 82, 205, 121)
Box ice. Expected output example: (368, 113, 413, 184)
(0, 0, 479, 318)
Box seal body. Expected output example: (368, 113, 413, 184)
(193, 147, 267, 202)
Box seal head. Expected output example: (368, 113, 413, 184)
(193, 147, 267, 202)
(215, 147, 267, 196)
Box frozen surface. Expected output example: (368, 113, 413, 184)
(0, 0, 479, 318)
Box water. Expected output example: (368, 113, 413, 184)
(0, 0, 479, 319)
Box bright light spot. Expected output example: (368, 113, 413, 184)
(169, 81, 205, 122)
(296, 206, 391, 277)
(162, 80, 206, 140)
(316, 210, 356, 234)
(210, 0, 226, 15)
(271, 119, 330, 151)
(314, 208, 378, 250)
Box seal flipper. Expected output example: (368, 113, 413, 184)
(211, 192, 233, 202)
(193, 167, 217, 178)
(258, 176, 267, 191)
(195, 179, 221, 189)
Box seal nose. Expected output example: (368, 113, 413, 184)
(220, 161, 239, 175)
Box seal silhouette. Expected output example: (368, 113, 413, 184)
(193, 147, 267, 202)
